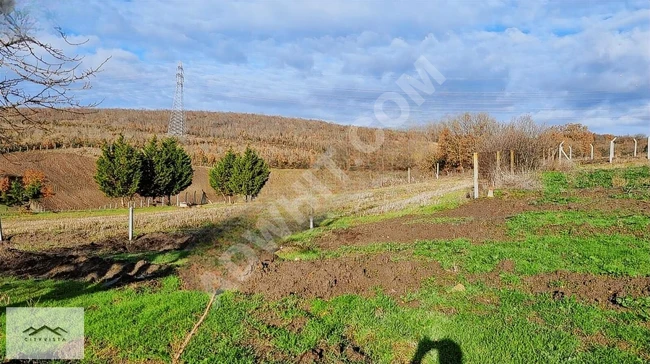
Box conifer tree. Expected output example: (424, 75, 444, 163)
(209, 149, 237, 203)
(94, 135, 142, 207)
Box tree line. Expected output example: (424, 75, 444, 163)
(208, 148, 270, 203)
(0, 170, 52, 208)
(95, 136, 271, 206)
(95, 136, 193, 206)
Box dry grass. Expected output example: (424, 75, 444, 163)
(1, 174, 472, 249)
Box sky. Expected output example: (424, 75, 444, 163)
(21, 0, 650, 135)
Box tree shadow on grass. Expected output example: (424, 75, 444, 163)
(410, 337, 463, 364)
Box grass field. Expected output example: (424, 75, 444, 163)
(1, 164, 649, 363)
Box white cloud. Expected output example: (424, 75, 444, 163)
(16, 0, 649, 134)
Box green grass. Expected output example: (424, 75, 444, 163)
(506, 210, 650, 237)
(0, 276, 213, 362)
(3, 277, 648, 363)
(2, 165, 650, 362)
(107, 250, 191, 266)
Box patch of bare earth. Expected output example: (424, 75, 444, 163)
(522, 271, 650, 309)
(240, 253, 446, 300)
(312, 191, 650, 250)
(0, 247, 170, 286)
(0, 233, 191, 286)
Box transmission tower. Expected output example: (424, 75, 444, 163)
(168, 62, 185, 137)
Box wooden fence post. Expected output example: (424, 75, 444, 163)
(496, 151, 501, 172)
(473, 152, 479, 199)
(510, 150, 514, 174)
(590, 144, 594, 160)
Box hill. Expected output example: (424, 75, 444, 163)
(4, 109, 436, 171)
(0, 149, 435, 211)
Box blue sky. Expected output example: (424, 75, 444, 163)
(24, 0, 650, 134)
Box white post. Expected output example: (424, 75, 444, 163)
(473, 152, 479, 199)
(0, 216, 4, 242)
(407, 167, 411, 183)
(590, 144, 594, 160)
(610, 138, 617, 163)
(436, 162, 439, 180)
(558, 142, 564, 161)
(309, 207, 314, 229)
(633, 139, 637, 157)
(128, 207, 134, 241)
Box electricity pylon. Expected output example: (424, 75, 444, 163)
(168, 62, 185, 137)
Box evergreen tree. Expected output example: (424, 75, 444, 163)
(137, 136, 159, 199)
(229, 147, 270, 202)
(209, 149, 237, 203)
(94, 135, 142, 207)
(167, 138, 194, 201)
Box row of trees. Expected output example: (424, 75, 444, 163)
(0, 170, 52, 208)
(209, 148, 271, 203)
(94, 136, 194, 206)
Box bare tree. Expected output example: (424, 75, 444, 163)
(0, 1, 107, 151)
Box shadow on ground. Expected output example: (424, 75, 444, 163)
(411, 337, 463, 364)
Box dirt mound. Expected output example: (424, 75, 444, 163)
(523, 271, 650, 308)
(240, 253, 445, 300)
(8, 232, 192, 256)
(0, 247, 171, 286)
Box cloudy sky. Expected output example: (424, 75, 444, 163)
(24, 0, 650, 134)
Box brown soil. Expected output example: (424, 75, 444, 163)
(6, 232, 192, 256)
(522, 271, 650, 308)
(312, 192, 649, 250)
(240, 253, 447, 300)
(0, 247, 171, 286)
(313, 197, 544, 249)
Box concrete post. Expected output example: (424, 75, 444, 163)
(473, 153, 479, 199)
(510, 150, 514, 173)
(309, 207, 314, 229)
(610, 138, 617, 164)
(590, 144, 594, 160)
(128, 207, 134, 241)
(558, 142, 564, 161)
(407, 167, 411, 183)
(436, 162, 439, 180)
(633, 139, 637, 157)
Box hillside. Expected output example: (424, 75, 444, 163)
(0, 149, 436, 211)
(4, 109, 435, 171)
